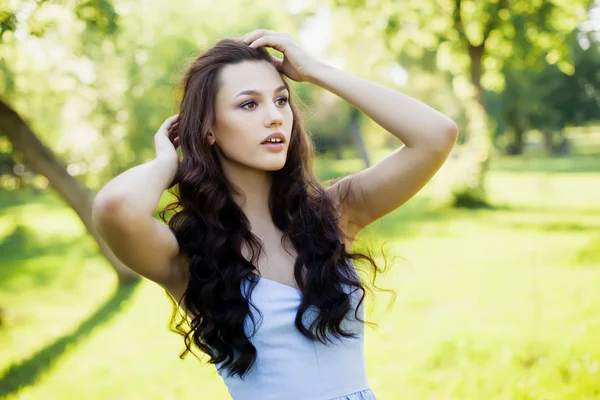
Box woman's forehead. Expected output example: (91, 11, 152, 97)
(219, 61, 285, 98)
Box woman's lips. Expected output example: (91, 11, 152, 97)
(261, 142, 285, 151)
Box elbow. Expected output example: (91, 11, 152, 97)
(446, 120, 459, 146)
(92, 191, 124, 216)
(92, 194, 125, 234)
(444, 118, 458, 143)
(428, 120, 458, 153)
(437, 119, 458, 151)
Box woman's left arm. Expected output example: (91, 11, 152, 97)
(308, 62, 459, 231)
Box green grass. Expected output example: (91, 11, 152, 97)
(1, 149, 600, 399)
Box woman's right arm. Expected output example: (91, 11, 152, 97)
(91, 115, 188, 292)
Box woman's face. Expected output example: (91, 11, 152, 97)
(210, 60, 293, 172)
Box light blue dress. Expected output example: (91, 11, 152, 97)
(214, 262, 377, 400)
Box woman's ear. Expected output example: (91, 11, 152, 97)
(208, 132, 216, 145)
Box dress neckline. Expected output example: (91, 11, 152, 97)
(250, 275, 303, 295)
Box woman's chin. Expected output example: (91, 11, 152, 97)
(261, 159, 287, 171)
(264, 163, 286, 171)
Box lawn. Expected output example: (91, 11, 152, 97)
(1, 144, 599, 399)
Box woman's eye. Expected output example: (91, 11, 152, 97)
(241, 101, 257, 110)
(241, 97, 288, 110)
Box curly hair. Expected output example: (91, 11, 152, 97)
(159, 38, 394, 379)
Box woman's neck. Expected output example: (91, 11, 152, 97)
(222, 160, 273, 227)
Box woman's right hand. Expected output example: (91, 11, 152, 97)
(154, 114, 180, 161)
(153, 114, 180, 188)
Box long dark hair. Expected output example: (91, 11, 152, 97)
(159, 38, 394, 378)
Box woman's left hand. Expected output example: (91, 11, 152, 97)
(240, 30, 322, 83)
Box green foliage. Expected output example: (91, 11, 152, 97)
(74, 0, 119, 36)
(332, 0, 591, 89)
(489, 29, 600, 154)
(0, 0, 118, 44)
(311, 100, 356, 156)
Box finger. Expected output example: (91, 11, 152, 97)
(248, 36, 287, 53)
(168, 129, 179, 142)
(241, 29, 268, 43)
(161, 114, 179, 132)
(242, 29, 281, 45)
(165, 114, 179, 125)
(270, 55, 283, 69)
(240, 30, 259, 44)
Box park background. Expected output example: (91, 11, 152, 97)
(1, 0, 600, 398)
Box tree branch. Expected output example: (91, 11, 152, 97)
(0, 98, 138, 283)
(453, 0, 468, 45)
(482, 0, 509, 43)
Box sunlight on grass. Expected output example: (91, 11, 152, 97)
(1, 150, 599, 399)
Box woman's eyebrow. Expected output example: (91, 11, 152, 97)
(233, 85, 287, 99)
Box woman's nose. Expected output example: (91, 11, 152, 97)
(265, 104, 283, 126)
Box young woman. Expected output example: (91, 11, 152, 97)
(92, 30, 458, 400)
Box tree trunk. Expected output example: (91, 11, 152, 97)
(0, 100, 138, 284)
(467, 44, 485, 142)
(551, 130, 571, 156)
(450, 91, 490, 207)
(449, 0, 509, 207)
(541, 129, 554, 154)
(334, 145, 343, 160)
(450, 43, 491, 208)
(507, 127, 525, 155)
(349, 107, 370, 168)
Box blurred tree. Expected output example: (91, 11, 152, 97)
(283, 4, 373, 165)
(331, 0, 592, 207)
(303, 85, 367, 162)
(493, 20, 600, 155)
(0, 0, 296, 283)
(0, 0, 139, 283)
